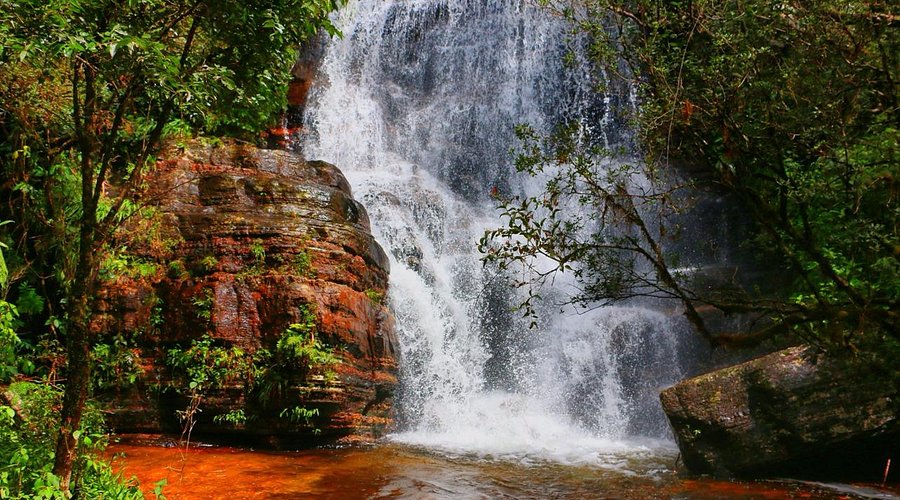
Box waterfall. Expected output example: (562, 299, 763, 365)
(302, 0, 699, 464)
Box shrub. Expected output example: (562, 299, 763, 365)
(0, 382, 148, 498)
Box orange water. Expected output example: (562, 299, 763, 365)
(107, 442, 890, 499)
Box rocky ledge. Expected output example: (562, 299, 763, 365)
(92, 140, 398, 446)
(661, 345, 899, 480)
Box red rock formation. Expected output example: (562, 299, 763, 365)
(263, 35, 326, 149)
(93, 140, 397, 446)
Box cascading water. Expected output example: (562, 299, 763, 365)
(302, 0, 701, 465)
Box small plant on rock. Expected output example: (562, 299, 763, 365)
(279, 406, 321, 434)
(199, 254, 219, 274)
(249, 240, 266, 265)
(165, 336, 252, 446)
(291, 249, 314, 277)
(192, 288, 214, 322)
(254, 305, 339, 403)
(213, 409, 250, 427)
(364, 289, 384, 305)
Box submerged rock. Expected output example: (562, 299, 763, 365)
(660, 345, 899, 480)
(93, 140, 398, 446)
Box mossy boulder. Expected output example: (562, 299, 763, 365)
(661, 345, 899, 480)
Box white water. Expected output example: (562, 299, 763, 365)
(303, 0, 698, 466)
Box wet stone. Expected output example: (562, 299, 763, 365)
(92, 140, 398, 446)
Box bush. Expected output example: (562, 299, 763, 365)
(0, 382, 147, 498)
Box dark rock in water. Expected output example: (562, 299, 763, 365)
(660, 345, 899, 480)
(93, 140, 398, 446)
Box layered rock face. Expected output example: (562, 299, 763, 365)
(661, 345, 899, 479)
(93, 141, 398, 446)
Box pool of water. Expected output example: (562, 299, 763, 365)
(107, 441, 895, 499)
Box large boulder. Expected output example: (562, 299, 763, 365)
(92, 140, 398, 446)
(660, 345, 899, 479)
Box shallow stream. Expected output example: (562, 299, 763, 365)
(108, 442, 896, 499)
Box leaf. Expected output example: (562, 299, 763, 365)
(109, 42, 117, 57)
(17, 43, 31, 61)
(0, 247, 7, 288)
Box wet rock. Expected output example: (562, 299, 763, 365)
(264, 34, 327, 149)
(660, 345, 900, 480)
(93, 140, 398, 446)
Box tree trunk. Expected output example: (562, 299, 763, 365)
(52, 294, 92, 491)
(52, 240, 98, 491)
(52, 248, 96, 491)
(52, 170, 97, 491)
(53, 57, 100, 492)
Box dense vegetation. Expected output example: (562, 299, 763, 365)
(482, 1, 898, 358)
(0, 0, 340, 495)
(0, 0, 896, 495)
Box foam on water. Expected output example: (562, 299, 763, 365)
(303, 0, 696, 467)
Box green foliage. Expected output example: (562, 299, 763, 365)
(235, 241, 270, 278)
(167, 260, 188, 280)
(249, 240, 266, 265)
(279, 406, 320, 433)
(212, 409, 249, 426)
(0, 300, 22, 383)
(276, 323, 340, 374)
(0, 265, 36, 382)
(152, 479, 167, 500)
(279, 406, 318, 423)
(496, 0, 899, 350)
(0, 221, 12, 289)
(165, 337, 250, 395)
(192, 288, 215, 322)
(149, 297, 165, 329)
(291, 249, 314, 277)
(363, 289, 384, 305)
(126, 207, 184, 258)
(164, 304, 339, 436)
(99, 251, 160, 282)
(28, 334, 65, 383)
(0, 234, 22, 382)
(13, 283, 44, 317)
(91, 333, 144, 392)
(0, 0, 342, 141)
(164, 336, 252, 442)
(0, 382, 146, 499)
(198, 136, 223, 148)
(255, 306, 339, 402)
(199, 254, 219, 275)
